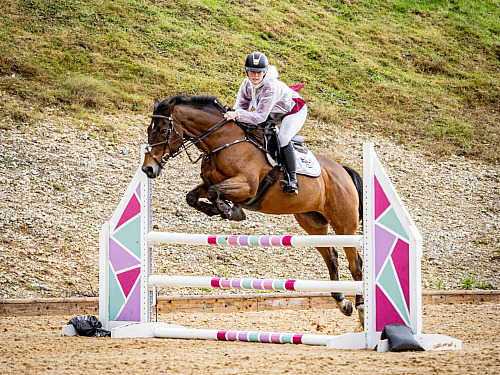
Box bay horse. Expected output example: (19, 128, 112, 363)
(142, 94, 364, 323)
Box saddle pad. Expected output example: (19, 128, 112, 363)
(266, 149, 322, 178)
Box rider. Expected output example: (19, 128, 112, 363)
(224, 51, 307, 194)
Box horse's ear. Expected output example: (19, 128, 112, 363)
(154, 99, 160, 111)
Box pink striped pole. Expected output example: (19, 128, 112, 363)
(153, 326, 333, 346)
(148, 275, 363, 293)
(147, 232, 363, 248)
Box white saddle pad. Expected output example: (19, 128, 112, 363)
(266, 149, 322, 178)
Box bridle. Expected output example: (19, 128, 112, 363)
(145, 111, 230, 169)
(144, 114, 182, 169)
(144, 100, 270, 170)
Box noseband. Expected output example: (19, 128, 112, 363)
(144, 114, 181, 169)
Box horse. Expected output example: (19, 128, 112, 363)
(141, 94, 365, 323)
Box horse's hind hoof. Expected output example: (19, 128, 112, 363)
(336, 299, 354, 317)
(216, 200, 232, 220)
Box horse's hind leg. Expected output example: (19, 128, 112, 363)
(344, 245, 364, 324)
(294, 212, 354, 317)
(328, 221, 364, 325)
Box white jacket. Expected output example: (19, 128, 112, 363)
(233, 66, 301, 124)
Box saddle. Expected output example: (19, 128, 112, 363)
(238, 119, 308, 211)
(259, 119, 309, 164)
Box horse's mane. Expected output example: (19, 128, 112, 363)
(154, 94, 223, 115)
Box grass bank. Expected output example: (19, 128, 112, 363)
(0, 0, 499, 162)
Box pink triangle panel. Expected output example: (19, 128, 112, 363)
(374, 175, 391, 220)
(114, 188, 141, 231)
(116, 266, 141, 298)
(391, 238, 411, 311)
(375, 284, 405, 332)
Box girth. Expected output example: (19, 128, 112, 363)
(238, 166, 281, 211)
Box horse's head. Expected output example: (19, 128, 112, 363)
(142, 98, 184, 178)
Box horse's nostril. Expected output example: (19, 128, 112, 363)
(142, 165, 153, 177)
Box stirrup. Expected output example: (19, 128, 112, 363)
(280, 179, 298, 194)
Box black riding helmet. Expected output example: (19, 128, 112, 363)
(245, 52, 268, 72)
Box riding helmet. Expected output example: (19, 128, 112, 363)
(245, 52, 268, 72)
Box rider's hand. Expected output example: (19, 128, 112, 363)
(224, 111, 238, 121)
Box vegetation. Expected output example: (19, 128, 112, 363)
(460, 274, 494, 290)
(1, 0, 499, 161)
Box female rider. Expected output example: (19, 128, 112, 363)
(224, 52, 307, 194)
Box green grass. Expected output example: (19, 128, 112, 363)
(460, 275, 494, 290)
(0, 0, 499, 161)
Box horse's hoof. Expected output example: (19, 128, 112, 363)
(230, 206, 247, 221)
(218, 211, 232, 220)
(336, 299, 354, 317)
(231, 212, 246, 221)
(355, 294, 364, 307)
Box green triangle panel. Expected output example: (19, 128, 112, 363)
(377, 207, 409, 241)
(377, 260, 410, 325)
(108, 264, 126, 321)
(112, 216, 141, 258)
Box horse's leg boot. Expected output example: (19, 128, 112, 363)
(279, 142, 298, 194)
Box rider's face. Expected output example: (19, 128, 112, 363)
(247, 70, 265, 85)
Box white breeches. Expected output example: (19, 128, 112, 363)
(277, 105, 307, 147)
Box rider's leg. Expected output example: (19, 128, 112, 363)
(279, 142, 298, 194)
(277, 105, 307, 147)
(277, 105, 307, 194)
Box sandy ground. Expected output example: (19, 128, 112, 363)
(1, 302, 499, 375)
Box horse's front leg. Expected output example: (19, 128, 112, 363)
(186, 182, 223, 217)
(206, 177, 250, 222)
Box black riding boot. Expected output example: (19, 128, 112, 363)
(279, 142, 298, 194)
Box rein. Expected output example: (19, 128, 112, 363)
(209, 123, 269, 156)
(145, 113, 230, 168)
(145, 101, 271, 168)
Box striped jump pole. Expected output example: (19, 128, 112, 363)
(111, 322, 335, 346)
(86, 142, 462, 351)
(154, 327, 334, 346)
(148, 275, 363, 294)
(147, 232, 363, 248)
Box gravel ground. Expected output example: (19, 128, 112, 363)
(0, 99, 498, 299)
(1, 303, 499, 374)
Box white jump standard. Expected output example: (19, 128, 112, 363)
(64, 143, 461, 351)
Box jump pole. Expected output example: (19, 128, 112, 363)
(63, 143, 461, 351)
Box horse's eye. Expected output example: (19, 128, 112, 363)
(160, 128, 167, 134)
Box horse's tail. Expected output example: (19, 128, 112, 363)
(342, 166, 363, 223)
